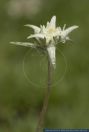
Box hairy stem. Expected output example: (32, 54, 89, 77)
(36, 56, 52, 132)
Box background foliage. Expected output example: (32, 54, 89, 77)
(0, 0, 89, 131)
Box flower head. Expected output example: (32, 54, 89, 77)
(11, 16, 79, 68)
(26, 16, 61, 44)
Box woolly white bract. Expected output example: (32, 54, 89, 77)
(11, 16, 78, 68)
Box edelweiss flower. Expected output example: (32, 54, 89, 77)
(11, 16, 78, 68)
(26, 16, 60, 44)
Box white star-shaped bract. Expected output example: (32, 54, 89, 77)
(11, 16, 78, 68)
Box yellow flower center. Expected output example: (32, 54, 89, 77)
(47, 28, 56, 34)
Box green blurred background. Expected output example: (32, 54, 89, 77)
(0, 0, 89, 131)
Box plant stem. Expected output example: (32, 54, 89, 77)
(36, 56, 52, 132)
